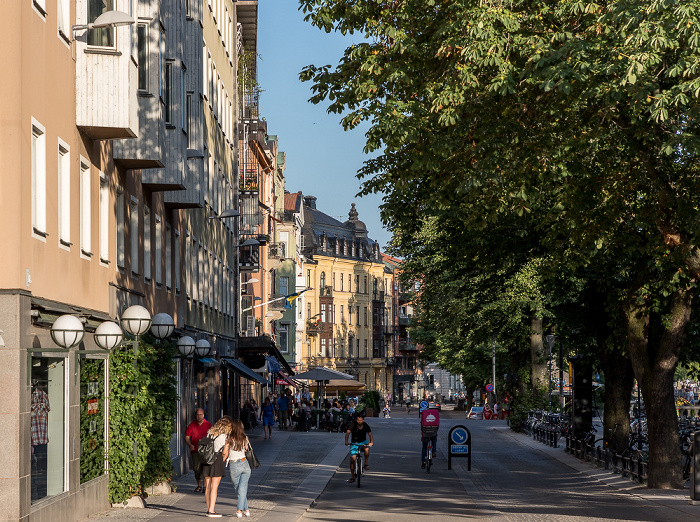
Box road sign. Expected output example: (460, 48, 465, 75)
(420, 400, 428, 409)
(451, 427, 468, 445)
(486, 384, 494, 392)
(448, 425, 472, 471)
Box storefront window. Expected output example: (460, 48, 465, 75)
(31, 356, 67, 502)
(80, 358, 106, 483)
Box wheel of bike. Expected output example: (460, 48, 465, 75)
(427, 444, 432, 474)
(356, 452, 362, 488)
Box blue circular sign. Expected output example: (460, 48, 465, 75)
(419, 400, 429, 409)
(451, 427, 468, 444)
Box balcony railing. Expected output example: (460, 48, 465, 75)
(320, 286, 333, 297)
(399, 315, 412, 326)
(399, 341, 417, 351)
(269, 242, 286, 259)
(306, 320, 324, 335)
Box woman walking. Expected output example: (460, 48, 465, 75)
(259, 397, 275, 439)
(201, 416, 233, 517)
(228, 419, 253, 518)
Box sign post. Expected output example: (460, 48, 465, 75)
(448, 425, 471, 471)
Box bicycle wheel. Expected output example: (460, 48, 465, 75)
(357, 454, 362, 488)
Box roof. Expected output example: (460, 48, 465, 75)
(284, 191, 302, 213)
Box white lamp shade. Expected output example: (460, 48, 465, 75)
(177, 336, 196, 356)
(150, 313, 175, 340)
(195, 339, 211, 357)
(94, 321, 123, 351)
(50, 314, 85, 349)
(120, 305, 152, 336)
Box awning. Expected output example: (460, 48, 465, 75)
(196, 357, 221, 368)
(265, 355, 281, 373)
(276, 372, 299, 388)
(222, 358, 268, 385)
(238, 334, 294, 374)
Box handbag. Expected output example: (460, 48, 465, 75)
(245, 443, 260, 469)
(197, 436, 217, 465)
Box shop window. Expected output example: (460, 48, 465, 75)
(31, 356, 67, 502)
(80, 358, 107, 483)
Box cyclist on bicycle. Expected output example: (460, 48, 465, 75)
(345, 412, 373, 483)
(420, 407, 439, 469)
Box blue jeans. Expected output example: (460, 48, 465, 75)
(422, 435, 437, 462)
(230, 460, 251, 511)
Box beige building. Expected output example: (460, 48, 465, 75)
(298, 197, 394, 397)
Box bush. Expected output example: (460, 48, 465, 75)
(359, 390, 381, 412)
(508, 384, 550, 433)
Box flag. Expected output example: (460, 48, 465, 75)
(284, 288, 309, 309)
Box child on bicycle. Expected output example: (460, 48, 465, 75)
(420, 407, 439, 469)
(345, 412, 373, 483)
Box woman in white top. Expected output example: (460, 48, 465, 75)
(201, 417, 233, 518)
(227, 419, 253, 518)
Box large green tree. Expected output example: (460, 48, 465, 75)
(300, 0, 700, 487)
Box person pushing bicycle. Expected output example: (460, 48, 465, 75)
(420, 406, 439, 469)
(345, 412, 373, 483)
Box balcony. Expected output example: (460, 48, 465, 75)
(399, 341, 417, 351)
(319, 286, 333, 297)
(268, 294, 286, 311)
(306, 320, 325, 336)
(74, 19, 137, 139)
(239, 245, 260, 272)
(268, 242, 287, 259)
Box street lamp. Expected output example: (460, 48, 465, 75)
(120, 305, 152, 338)
(545, 334, 556, 412)
(150, 313, 175, 340)
(177, 336, 196, 357)
(50, 314, 85, 349)
(195, 339, 211, 357)
(93, 321, 123, 351)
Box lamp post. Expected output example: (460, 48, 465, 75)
(545, 334, 556, 412)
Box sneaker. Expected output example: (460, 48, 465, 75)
(236, 512, 243, 518)
(421, 462, 426, 469)
(207, 513, 223, 518)
(244, 510, 251, 517)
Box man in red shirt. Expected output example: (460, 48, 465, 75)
(185, 408, 212, 493)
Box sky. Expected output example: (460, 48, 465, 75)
(256, 1, 391, 249)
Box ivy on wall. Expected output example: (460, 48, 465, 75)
(108, 336, 178, 504)
(80, 358, 106, 483)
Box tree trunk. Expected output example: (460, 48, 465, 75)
(600, 348, 634, 454)
(530, 315, 547, 387)
(625, 287, 691, 489)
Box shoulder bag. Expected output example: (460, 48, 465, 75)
(245, 442, 260, 469)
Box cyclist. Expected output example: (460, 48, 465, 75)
(406, 396, 411, 413)
(420, 407, 439, 469)
(345, 412, 373, 483)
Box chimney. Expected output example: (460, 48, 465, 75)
(304, 195, 317, 209)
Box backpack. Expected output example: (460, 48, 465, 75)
(197, 436, 217, 465)
(420, 408, 440, 428)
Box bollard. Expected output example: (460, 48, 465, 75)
(691, 431, 700, 504)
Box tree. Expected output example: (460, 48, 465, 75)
(299, 0, 700, 487)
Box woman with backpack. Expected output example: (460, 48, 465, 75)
(201, 416, 233, 518)
(227, 419, 254, 518)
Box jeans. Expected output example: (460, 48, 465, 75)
(421, 435, 437, 462)
(229, 460, 251, 511)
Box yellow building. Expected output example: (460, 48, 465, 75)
(299, 197, 394, 397)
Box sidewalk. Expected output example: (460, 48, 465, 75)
(492, 426, 700, 519)
(82, 426, 349, 521)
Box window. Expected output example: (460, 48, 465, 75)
(144, 206, 151, 281)
(185, 232, 192, 296)
(116, 189, 125, 268)
(278, 324, 289, 354)
(181, 67, 186, 130)
(349, 306, 352, 325)
(57, 141, 70, 246)
(332, 273, 336, 290)
(357, 338, 361, 358)
(155, 215, 162, 285)
(364, 307, 368, 326)
(340, 305, 344, 323)
(364, 276, 368, 294)
(130, 197, 139, 274)
(80, 159, 92, 255)
(158, 26, 164, 99)
(307, 270, 311, 289)
(340, 275, 344, 292)
(357, 306, 360, 326)
(33, 0, 47, 16)
(321, 303, 327, 323)
(348, 274, 351, 291)
(31, 120, 46, 236)
(364, 339, 368, 358)
(99, 173, 109, 263)
(137, 23, 148, 91)
(57, 0, 70, 41)
(320, 272, 326, 288)
(166, 226, 172, 289)
(87, 0, 114, 47)
(280, 276, 289, 297)
(174, 230, 180, 292)
(307, 302, 311, 320)
(186, 93, 193, 146)
(373, 277, 378, 295)
(355, 275, 360, 293)
(165, 61, 173, 125)
(31, 355, 67, 502)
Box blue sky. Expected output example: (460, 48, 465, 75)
(257, 1, 391, 249)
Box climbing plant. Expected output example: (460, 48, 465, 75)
(108, 335, 178, 504)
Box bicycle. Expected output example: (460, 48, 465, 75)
(349, 441, 369, 487)
(426, 437, 433, 474)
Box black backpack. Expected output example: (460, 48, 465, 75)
(197, 436, 217, 465)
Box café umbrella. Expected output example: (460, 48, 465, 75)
(293, 367, 354, 409)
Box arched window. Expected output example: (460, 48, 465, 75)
(320, 271, 326, 288)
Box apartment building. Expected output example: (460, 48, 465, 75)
(298, 196, 394, 397)
(0, 1, 273, 519)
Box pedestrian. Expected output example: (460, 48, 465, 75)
(201, 416, 233, 518)
(185, 408, 213, 493)
(259, 396, 275, 439)
(227, 419, 253, 518)
(277, 390, 290, 430)
(493, 402, 501, 420)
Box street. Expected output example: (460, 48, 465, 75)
(85, 407, 700, 521)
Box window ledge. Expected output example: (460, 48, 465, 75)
(33, 227, 48, 238)
(81, 249, 93, 257)
(84, 48, 122, 57)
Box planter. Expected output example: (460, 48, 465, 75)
(364, 407, 378, 417)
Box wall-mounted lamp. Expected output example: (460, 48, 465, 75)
(93, 321, 123, 351)
(151, 313, 175, 340)
(208, 209, 241, 220)
(72, 10, 135, 37)
(195, 339, 211, 357)
(177, 336, 196, 357)
(120, 305, 152, 338)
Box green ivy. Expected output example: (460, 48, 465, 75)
(108, 336, 178, 504)
(80, 359, 106, 483)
